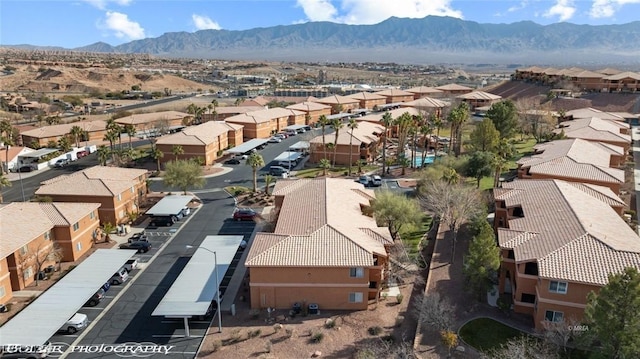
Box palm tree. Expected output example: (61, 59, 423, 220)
(97, 145, 110, 166)
(447, 102, 470, 156)
(69, 125, 84, 148)
(0, 174, 11, 203)
(493, 139, 515, 188)
(0, 120, 13, 174)
(151, 147, 164, 172)
(263, 174, 275, 195)
(325, 142, 335, 167)
(420, 118, 434, 168)
(172, 145, 184, 159)
(330, 118, 344, 167)
(58, 136, 72, 152)
(317, 115, 329, 161)
(246, 152, 265, 192)
(319, 158, 331, 176)
(124, 124, 137, 149)
(347, 119, 358, 176)
(106, 118, 122, 150)
(380, 111, 393, 175)
(103, 130, 118, 161)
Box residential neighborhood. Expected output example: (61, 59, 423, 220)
(1, 53, 640, 359)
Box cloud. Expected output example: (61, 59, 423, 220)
(508, 1, 529, 12)
(192, 14, 222, 30)
(102, 11, 145, 40)
(296, 0, 462, 25)
(590, 0, 640, 18)
(544, 0, 576, 21)
(82, 0, 132, 10)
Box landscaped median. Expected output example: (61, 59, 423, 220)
(459, 317, 523, 353)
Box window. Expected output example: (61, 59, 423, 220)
(76, 242, 82, 251)
(90, 211, 95, 220)
(349, 292, 363, 303)
(549, 281, 568, 294)
(521, 293, 536, 304)
(44, 231, 51, 241)
(545, 310, 564, 322)
(130, 186, 134, 193)
(23, 266, 33, 281)
(73, 222, 80, 231)
(0, 286, 5, 299)
(20, 245, 28, 255)
(524, 262, 539, 275)
(349, 267, 364, 278)
(117, 193, 122, 201)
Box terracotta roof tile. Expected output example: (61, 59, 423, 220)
(37, 166, 147, 197)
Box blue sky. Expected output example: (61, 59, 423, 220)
(2, 0, 639, 48)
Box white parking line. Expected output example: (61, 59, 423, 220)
(151, 335, 204, 338)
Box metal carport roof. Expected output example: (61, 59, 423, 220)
(226, 139, 269, 154)
(273, 151, 302, 163)
(151, 235, 244, 317)
(289, 141, 310, 151)
(145, 195, 193, 216)
(0, 249, 134, 346)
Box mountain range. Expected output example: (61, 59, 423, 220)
(6, 16, 640, 65)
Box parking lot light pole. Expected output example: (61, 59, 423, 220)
(186, 245, 222, 333)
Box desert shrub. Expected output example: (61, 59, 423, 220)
(230, 329, 243, 343)
(311, 332, 324, 343)
(284, 327, 295, 339)
(264, 340, 272, 353)
(273, 323, 283, 333)
(368, 326, 383, 336)
(211, 340, 222, 352)
(396, 293, 404, 304)
(324, 318, 336, 329)
(249, 329, 261, 338)
(355, 349, 376, 359)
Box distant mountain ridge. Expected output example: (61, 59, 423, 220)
(6, 16, 640, 64)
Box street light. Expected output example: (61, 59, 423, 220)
(185, 245, 222, 333)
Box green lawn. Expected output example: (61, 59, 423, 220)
(295, 165, 378, 178)
(459, 317, 524, 352)
(399, 214, 432, 259)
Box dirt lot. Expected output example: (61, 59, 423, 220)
(198, 282, 417, 359)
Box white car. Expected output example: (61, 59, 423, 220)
(59, 313, 88, 334)
(268, 136, 282, 143)
(233, 154, 249, 160)
(123, 259, 139, 272)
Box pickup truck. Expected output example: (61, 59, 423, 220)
(123, 259, 139, 272)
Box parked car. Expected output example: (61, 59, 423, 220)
(285, 129, 297, 136)
(240, 240, 248, 250)
(269, 165, 289, 176)
(59, 313, 88, 334)
(358, 175, 372, 187)
(54, 159, 69, 168)
(233, 154, 249, 160)
(149, 216, 174, 227)
(119, 241, 151, 253)
(224, 158, 241, 165)
(129, 231, 147, 242)
(17, 165, 34, 173)
(371, 175, 382, 187)
(268, 136, 282, 143)
(274, 133, 288, 139)
(181, 207, 191, 217)
(110, 267, 129, 285)
(123, 258, 139, 272)
(101, 282, 111, 292)
(233, 208, 257, 221)
(84, 288, 106, 307)
(76, 150, 89, 158)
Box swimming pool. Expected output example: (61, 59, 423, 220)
(414, 155, 436, 167)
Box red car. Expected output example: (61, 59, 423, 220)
(233, 208, 257, 221)
(77, 150, 89, 158)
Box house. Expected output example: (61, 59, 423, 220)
(20, 120, 106, 147)
(603, 71, 640, 93)
(0, 201, 101, 304)
(35, 166, 148, 225)
(285, 102, 332, 126)
(114, 111, 191, 132)
(400, 97, 449, 118)
(434, 83, 474, 96)
(516, 139, 625, 194)
(201, 106, 265, 122)
(554, 117, 632, 153)
(225, 108, 306, 140)
(493, 179, 640, 331)
(245, 178, 393, 310)
(456, 91, 502, 109)
(309, 121, 384, 165)
(346, 92, 388, 110)
(1, 146, 34, 173)
(356, 107, 421, 138)
(404, 86, 444, 100)
(155, 121, 244, 165)
(313, 95, 360, 114)
(565, 108, 626, 122)
(374, 89, 415, 104)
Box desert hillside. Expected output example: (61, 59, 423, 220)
(1, 65, 210, 94)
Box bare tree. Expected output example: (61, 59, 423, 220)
(414, 293, 456, 332)
(419, 180, 483, 263)
(482, 336, 559, 359)
(542, 317, 588, 355)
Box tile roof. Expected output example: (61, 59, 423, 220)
(245, 178, 392, 267)
(286, 101, 331, 112)
(566, 107, 626, 121)
(356, 107, 421, 123)
(309, 121, 384, 146)
(603, 71, 640, 81)
(401, 97, 449, 108)
(155, 121, 241, 146)
(114, 111, 190, 125)
(404, 86, 443, 94)
(0, 202, 100, 258)
(555, 117, 631, 144)
(456, 91, 502, 100)
(347, 92, 387, 100)
(494, 179, 640, 285)
(435, 83, 474, 91)
(374, 89, 414, 97)
(36, 166, 147, 197)
(224, 107, 305, 124)
(215, 106, 266, 114)
(21, 120, 106, 139)
(517, 139, 624, 184)
(314, 94, 360, 105)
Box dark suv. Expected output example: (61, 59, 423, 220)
(119, 241, 151, 253)
(84, 288, 106, 307)
(149, 216, 174, 227)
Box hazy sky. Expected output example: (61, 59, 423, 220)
(1, 0, 639, 48)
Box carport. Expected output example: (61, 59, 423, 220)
(226, 139, 269, 155)
(145, 194, 193, 217)
(0, 250, 134, 346)
(151, 235, 244, 336)
(289, 141, 310, 153)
